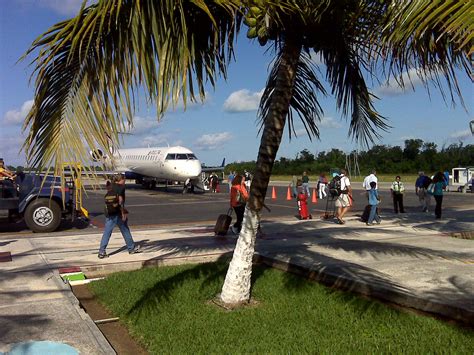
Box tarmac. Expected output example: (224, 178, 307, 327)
(0, 205, 473, 354)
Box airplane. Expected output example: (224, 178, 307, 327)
(201, 158, 226, 173)
(89, 145, 203, 190)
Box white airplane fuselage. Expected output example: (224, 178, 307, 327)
(112, 146, 202, 182)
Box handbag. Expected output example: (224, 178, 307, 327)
(236, 189, 246, 205)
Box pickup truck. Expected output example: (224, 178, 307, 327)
(0, 173, 88, 233)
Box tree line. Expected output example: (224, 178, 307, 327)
(226, 139, 474, 176)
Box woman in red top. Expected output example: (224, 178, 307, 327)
(230, 174, 248, 234)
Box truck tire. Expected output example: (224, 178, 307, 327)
(24, 199, 62, 233)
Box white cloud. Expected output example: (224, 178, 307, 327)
(293, 117, 342, 136)
(375, 68, 426, 97)
(449, 129, 472, 141)
(195, 132, 232, 150)
(3, 100, 34, 126)
(223, 89, 263, 113)
(170, 93, 211, 112)
(37, 0, 95, 16)
(136, 134, 173, 148)
(0, 135, 27, 166)
(319, 116, 342, 129)
(126, 115, 160, 135)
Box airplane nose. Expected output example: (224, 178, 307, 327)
(193, 161, 202, 176)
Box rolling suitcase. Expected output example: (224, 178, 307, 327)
(361, 205, 371, 222)
(214, 208, 233, 236)
(297, 192, 312, 220)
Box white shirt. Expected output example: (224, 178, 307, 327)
(340, 174, 351, 191)
(362, 174, 378, 190)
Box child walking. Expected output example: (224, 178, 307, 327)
(367, 181, 381, 226)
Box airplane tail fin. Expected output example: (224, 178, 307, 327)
(221, 158, 225, 167)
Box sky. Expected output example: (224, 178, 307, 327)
(1, 0, 473, 168)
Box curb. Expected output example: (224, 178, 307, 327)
(254, 253, 474, 325)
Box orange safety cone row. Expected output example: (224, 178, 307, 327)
(286, 186, 292, 200)
(272, 186, 277, 200)
(312, 188, 318, 203)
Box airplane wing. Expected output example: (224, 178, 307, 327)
(201, 158, 225, 173)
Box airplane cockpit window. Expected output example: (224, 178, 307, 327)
(177, 154, 188, 160)
(187, 154, 197, 160)
(165, 153, 176, 160)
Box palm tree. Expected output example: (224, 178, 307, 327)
(219, 0, 471, 304)
(23, 0, 470, 305)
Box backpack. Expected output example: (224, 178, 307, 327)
(422, 176, 432, 189)
(104, 191, 121, 216)
(328, 176, 343, 197)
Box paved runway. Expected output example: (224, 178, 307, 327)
(0, 182, 472, 236)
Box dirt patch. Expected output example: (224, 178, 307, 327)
(72, 284, 148, 355)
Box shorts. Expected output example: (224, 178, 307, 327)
(335, 194, 350, 207)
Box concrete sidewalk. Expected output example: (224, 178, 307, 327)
(1, 208, 473, 353)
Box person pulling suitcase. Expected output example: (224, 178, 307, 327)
(229, 174, 248, 234)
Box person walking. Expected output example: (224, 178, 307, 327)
(335, 169, 352, 224)
(113, 173, 126, 203)
(415, 171, 431, 212)
(290, 175, 298, 198)
(362, 169, 378, 199)
(227, 171, 235, 194)
(98, 181, 141, 258)
(302, 171, 310, 197)
(209, 172, 218, 193)
(243, 169, 252, 192)
(431, 171, 447, 219)
(390, 175, 405, 213)
(317, 173, 328, 199)
(230, 174, 248, 235)
(366, 181, 381, 225)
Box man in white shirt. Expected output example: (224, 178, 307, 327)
(335, 169, 352, 224)
(362, 169, 378, 191)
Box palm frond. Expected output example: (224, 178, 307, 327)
(385, 0, 474, 55)
(376, 0, 471, 108)
(322, 25, 390, 148)
(22, 0, 240, 177)
(258, 49, 326, 140)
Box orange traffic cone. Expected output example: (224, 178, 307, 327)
(312, 188, 318, 203)
(286, 186, 292, 200)
(272, 186, 277, 200)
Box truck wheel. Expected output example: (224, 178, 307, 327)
(24, 199, 61, 233)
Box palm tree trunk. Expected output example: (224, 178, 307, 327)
(220, 39, 302, 304)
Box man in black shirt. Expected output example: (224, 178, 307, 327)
(98, 180, 140, 258)
(113, 173, 126, 204)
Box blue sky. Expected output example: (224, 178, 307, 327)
(1, 0, 473, 167)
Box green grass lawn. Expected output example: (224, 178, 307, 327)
(89, 262, 473, 354)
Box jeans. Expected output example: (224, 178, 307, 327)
(368, 205, 380, 224)
(418, 188, 431, 211)
(99, 215, 135, 253)
(302, 182, 310, 197)
(393, 193, 404, 213)
(233, 204, 245, 231)
(434, 195, 443, 218)
(292, 186, 298, 198)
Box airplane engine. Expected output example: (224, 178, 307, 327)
(90, 149, 106, 162)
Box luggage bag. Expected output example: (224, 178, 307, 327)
(214, 208, 233, 236)
(297, 192, 312, 220)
